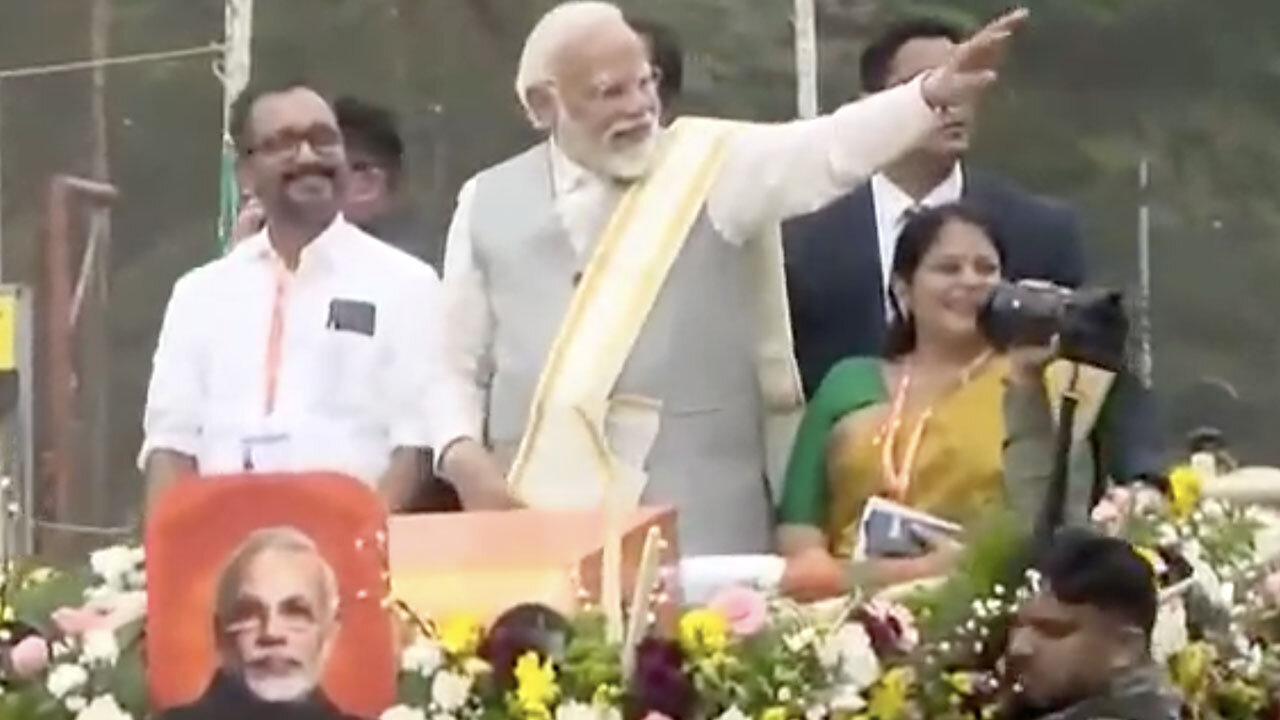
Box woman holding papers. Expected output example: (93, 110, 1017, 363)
(776, 203, 1134, 596)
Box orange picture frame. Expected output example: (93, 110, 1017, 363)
(144, 472, 395, 718)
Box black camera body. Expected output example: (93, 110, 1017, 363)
(977, 281, 1130, 372)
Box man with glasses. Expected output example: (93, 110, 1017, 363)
(157, 527, 365, 720)
(140, 80, 499, 512)
(334, 96, 442, 267)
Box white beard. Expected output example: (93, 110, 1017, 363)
(245, 670, 318, 702)
(594, 130, 659, 180)
(553, 100, 660, 182)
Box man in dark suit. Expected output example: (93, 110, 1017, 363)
(783, 18, 1086, 396)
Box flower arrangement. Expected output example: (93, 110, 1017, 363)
(0, 546, 146, 720)
(4, 465, 1280, 720)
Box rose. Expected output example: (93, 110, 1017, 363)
(706, 586, 768, 637)
(1262, 571, 1280, 606)
(52, 591, 147, 638)
(9, 635, 50, 677)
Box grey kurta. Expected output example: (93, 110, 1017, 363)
(468, 143, 774, 554)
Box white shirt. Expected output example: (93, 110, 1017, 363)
(140, 215, 469, 486)
(869, 162, 964, 313)
(441, 78, 939, 438)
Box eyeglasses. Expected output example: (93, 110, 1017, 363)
(249, 124, 343, 158)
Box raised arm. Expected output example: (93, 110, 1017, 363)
(709, 8, 1029, 241)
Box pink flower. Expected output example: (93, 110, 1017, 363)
(643, 713, 674, 720)
(51, 607, 105, 636)
(1262, 571, 1280, 606)
(706, 586, 768, 637)
(50, 592, 146, 638)
(8, 635, 49, 678)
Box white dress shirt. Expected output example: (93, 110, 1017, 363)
(869, 162, 964, 313)
(140, 215, 469, 486)
(441, 78, 939, 439)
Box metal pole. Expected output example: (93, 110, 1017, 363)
(217, 0, 254, 252)
(1137, 158, 1153, 387)
(793, 0, 818, 119)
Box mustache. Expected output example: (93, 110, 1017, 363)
(246, 655, 304, 673)
(282, 164, 337, 182)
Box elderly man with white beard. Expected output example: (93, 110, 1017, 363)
(438, 0, 1029, 554)
(156, 527, 366, 720)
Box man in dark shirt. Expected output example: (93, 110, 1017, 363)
(335, 96, 441, 267)
(1003, 528, 1181, 720)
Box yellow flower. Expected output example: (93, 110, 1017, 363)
(438, 613, 484, 657)
(945, 671, 975, 696)
(514, 651, 559, 717)
(761, 707, 788, 720)
(867, 667, 913, 720)
(23, 567, 55, 587)
(1167, 465, 1202, 518)
(1170, 642, 1214, 695)
(678, 608, 730, 657)
(0, 604, 13, 622)
(592, 683, 620, 706)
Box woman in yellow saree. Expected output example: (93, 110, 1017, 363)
(777, 203, 1126, 596)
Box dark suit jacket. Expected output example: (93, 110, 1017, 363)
(781, 170, 1167, 485)
(783, 170, 1086, 398)
(153, 671, 367, 720)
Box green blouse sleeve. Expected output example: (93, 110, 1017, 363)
(778, 357, 886, 527)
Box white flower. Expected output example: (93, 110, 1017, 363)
(73, 695, 131, 720)
(1150, 600, 1188, 663)
(430, 670, 473, 712)
(401, 639, 444, 677)
(820, 623, 881, 691)
(432, 714, 456, 720)
(828, 684, 867, 712)
(82, 629, 119, 666)
(90, 546, 140, 590)
(714, 706, 749, 720)
(46, 663, 88, 698)
(556, 701, 598, 720)
(595, 706, 622, 720)
(783, 626, 818, 653)
(381, 706, 428, 720)
(66, 696, 87, 713)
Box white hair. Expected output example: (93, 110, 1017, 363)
(514, 1, 628, 127)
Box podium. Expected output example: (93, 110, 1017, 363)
(388, 506, 682, 626)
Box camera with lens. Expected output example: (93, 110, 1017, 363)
(976, 281, 1130, 372)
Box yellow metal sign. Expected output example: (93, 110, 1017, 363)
(0, 293, 16, 371)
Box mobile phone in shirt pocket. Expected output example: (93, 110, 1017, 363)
(323, 299, 379, 411)
(327, 298, 377, 336)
